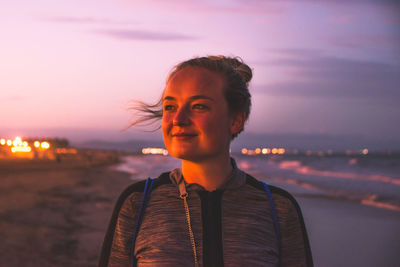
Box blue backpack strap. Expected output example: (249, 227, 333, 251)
(262, 182, 281, 263)
(130, 177, 155, 267)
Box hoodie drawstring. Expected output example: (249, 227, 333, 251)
(179, 182, 199, 267)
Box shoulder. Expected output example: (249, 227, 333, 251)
(99, 171, 172, 266)
(242, 173, 303, 221)
(244, 173, 313, 266)
(115, 171, 172, 207)
(245, 172, 300, 208)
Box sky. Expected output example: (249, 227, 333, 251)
(1, 0, 399, 145)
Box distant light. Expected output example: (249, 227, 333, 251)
(41, 142, 50, 149)
(272, 148, 278, 154)
(262, 148, 271, 154)
(255, 148, 261, 154)
(23, 141, 28, 147)
(55, 148, 78, 154)
(7, 140, 12, 146)
(34, 141, 40, 148)
(13, 137, 22, 146)
(11, 146, 31, 153)
(362, 148, 368, 155)
(278, 148, 285, 154)
(142, 147, 168, 155)
(247, 150, 256, 155)
(56, 148, 66, 154)
(241, 148, 248, 155)
(0, 139, 5, 145)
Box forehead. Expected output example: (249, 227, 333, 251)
(163, 67, 225, 99)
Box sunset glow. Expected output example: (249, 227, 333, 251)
(1, 1, 399, 146)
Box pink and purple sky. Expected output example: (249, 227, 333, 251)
(1, 0, 399, 145)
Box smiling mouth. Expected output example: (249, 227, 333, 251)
(172, 133, 197, 138)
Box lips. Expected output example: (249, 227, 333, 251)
(172, 133, 197, 137)
(171, 132, 197, 138)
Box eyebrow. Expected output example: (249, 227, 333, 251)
(163, 95, 215, 102)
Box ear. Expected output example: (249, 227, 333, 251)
(230, 112, 245, 136)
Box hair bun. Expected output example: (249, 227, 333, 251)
(209, 56, 253, 85)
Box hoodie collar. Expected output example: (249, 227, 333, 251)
(169, 157, 247, 196)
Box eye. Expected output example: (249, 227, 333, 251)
(192, 104, 208, 110)
(163, 104, 176, 111)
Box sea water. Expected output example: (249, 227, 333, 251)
(113, 153, 400, 211)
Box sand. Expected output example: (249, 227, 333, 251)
(0, 157, 133, 267)
(297, 197, 400, 267)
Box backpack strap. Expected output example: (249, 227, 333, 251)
(262, 181, 281, 264)
(130, 177, 155, 267)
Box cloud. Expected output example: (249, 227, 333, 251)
(45, 16, 195, 41)
(304, 0, 400, 25)
(130, 0, 286, 15)
(44, 16, 135, 25)
(266, 48, 326, 59)
(327, 34, 400, 52)
(197, 1, 286, 15)
(94, 29, 196, 41)
(254, 49, 400, 100)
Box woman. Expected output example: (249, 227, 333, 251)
(99, 56, 313, 267)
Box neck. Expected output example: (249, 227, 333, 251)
(181, 153, 233, 191)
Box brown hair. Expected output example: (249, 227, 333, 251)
(129, 55, 253, 139)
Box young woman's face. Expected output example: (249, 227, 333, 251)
(162, 67, 241, 162)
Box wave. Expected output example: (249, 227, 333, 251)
(278, 160, 400, 186)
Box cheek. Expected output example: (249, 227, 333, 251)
(161, 117, 171, 146)
(199, 114, 230, 136)
(161, 114, 172, 128)
(195, 115, 214, 130)
(161, 120, 170, 139)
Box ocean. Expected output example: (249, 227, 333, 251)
(112, 153, 400, 212)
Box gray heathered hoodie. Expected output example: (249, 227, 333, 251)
(99, 159, 313, 267)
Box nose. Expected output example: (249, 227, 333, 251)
(173, 106, 191, 126)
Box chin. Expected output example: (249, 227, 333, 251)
(168, 149, 198, 161)
(168, 148, 224, 163)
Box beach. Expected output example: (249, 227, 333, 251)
(298, 197, 400, 267)
(0, 156, 133, 267)
(1, 153, 399, 266)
